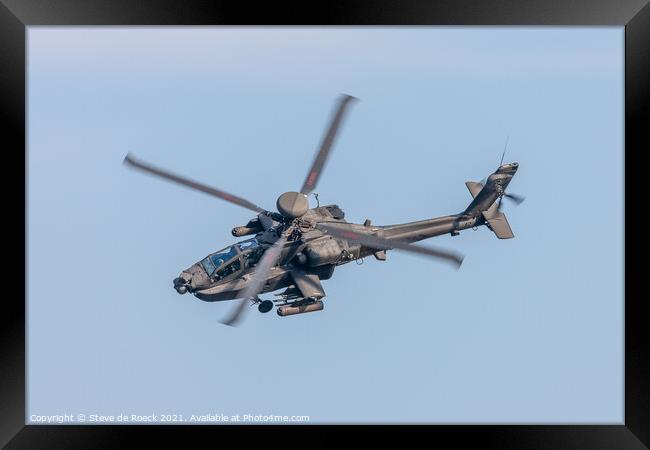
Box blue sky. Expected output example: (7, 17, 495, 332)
(27, 27, 623, 423)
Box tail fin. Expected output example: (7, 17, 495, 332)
(482, 203, 514, 239)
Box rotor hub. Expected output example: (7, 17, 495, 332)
(276, 191, 309, 219)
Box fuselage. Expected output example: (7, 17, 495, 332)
(173, 162, 519, 302)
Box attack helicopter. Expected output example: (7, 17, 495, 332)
(124, 94, 524, 326)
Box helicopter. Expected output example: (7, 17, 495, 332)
(124, 94, 524, 326)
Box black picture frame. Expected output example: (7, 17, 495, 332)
(2, 1, 647, 447)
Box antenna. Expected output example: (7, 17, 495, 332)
(499, 135, 510, 167)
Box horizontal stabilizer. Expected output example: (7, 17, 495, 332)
(465, 181, 484, 198)
(482, 210, 514, 239)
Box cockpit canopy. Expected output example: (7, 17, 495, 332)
(199, 238, 264, 281)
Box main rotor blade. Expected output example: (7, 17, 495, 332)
(221, 234, 288, 326)
(504, 192, 526, 205)
(499, 135, 509, 167)
(124, 153, 265, 213)
(300, 94, 358, 195)
(317, 224, 464, 269)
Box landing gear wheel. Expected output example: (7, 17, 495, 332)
(258, 300, 273, 313)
